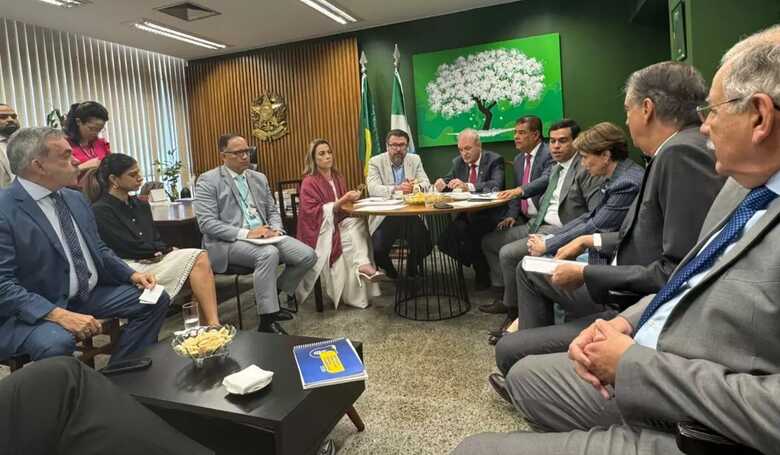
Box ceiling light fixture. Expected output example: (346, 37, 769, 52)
(300, 0, 357, 25)
(132, 20, 226, 50)
(37, 0, 89, 7)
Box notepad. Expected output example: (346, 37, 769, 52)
(139, 284, 165, 304)
(240, 235, 287, 246)
(293, 338, 366, 390)
(521, 256, 584, 275)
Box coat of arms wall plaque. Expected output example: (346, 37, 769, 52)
(251, 92, 289, 142)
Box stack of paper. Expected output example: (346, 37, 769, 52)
(521, 256, 584, 275)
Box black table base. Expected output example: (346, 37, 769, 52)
(394, 214, 470, 321)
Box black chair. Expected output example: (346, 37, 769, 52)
(222, 265, 254, 330)
(676, 421, 763, 454)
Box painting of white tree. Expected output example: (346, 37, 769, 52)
(426, 49, 545, 134)
(413, 33, 563, 147)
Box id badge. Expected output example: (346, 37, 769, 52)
(248, 207, 259, 217)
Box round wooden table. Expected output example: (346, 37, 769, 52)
(343, 198, 508, 321)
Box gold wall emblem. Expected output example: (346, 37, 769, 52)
(251, 92, 289, 142)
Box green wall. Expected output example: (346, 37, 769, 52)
(669, 0, 780, 84)
(355, 0, 670, 180)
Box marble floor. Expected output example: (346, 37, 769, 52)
(1, 274, 532, 454)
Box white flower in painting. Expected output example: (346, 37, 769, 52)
(426, 48, 545, 130)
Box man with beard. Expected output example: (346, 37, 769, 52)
(366, 129, 433, 278)
(0, 103, 20, 188)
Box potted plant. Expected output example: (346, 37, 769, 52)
(47, 108, 65, 128)
(153, 149, 183, 201)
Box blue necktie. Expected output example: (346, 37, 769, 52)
(51, 192, 92, 303)
(636, 185, 777, 330)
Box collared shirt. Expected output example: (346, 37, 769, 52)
(634, 169, 780, 349)
(0, 136, 13, 188)
(523, 142, 542, 215)
(18, 178, 99, 300)
(543, 155, 575, 227)
(225, 166, 262, 238)
(465, 152, 482, 192)
(392, 164, 405, 186)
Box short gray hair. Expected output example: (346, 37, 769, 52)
(458, 128, 481, 145)
(625, 61, 707, 128)
(7, 127, 66, 175)
(720, 24, 780, 113)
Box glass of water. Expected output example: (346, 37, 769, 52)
(182, 302, 199, 330)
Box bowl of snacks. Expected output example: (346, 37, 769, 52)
(403, 192, 426, 205)
(172, 324, 236, 367)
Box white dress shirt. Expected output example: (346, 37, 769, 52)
(18, 178, 99, 300)
(634, 169, 780, 349)
(543, 156, 575, 227)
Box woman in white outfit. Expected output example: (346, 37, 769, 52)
(295, 139, 382, 309)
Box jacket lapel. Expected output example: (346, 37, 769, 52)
(403, 155, 415, 183)
(14, 183, 67, 261)
(558, 156, 579, 205)
(221, 166, 243, 208)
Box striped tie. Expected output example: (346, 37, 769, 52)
(51, 192, 91, 303)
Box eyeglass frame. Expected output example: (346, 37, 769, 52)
(222, 147, 255, 158)
(697, 95, 780, 122)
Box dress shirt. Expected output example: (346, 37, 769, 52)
(522, 142, 541, 215)
(92, 194, 170, 260)
(226, 167, 262, 239)
(18, 178, 99, 299)
(0, 136, 13, 188)
(634, 169, 780, 349)
(465, 153, 482, 192)
(543, 156, 574, 227)
(392, 164, 405, 186)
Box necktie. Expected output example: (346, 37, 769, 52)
(468, 164, 477, 186)
(528, 164, 562, 233)
(521, 153, 532, 216)
(235, 175, 263, 229)
(636, 185, 778, 330)
(51, 192, 91, 303)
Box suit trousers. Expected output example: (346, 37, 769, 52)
(15, 284, 170, 365)
(481, 221, 531, 288)
(0, 356, 213, 455)
(227, 237, 316, 315)
(371, 216, 432, 275)
(452, 352, 681, 455)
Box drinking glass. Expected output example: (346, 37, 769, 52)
(182, 302, 199, 330)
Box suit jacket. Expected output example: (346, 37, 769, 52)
(544, 159, 644, 253)
(584, 127, 726, 303)
(614, 178, 780, 454)
(193, 166, 283, 273)
(506, 142, 554, 220)
(442, 150, 505, 193)
(0, 138, 13, 189)
(0, 181, 135, 358)
(366, 152, 430, 198)
(529, 154, 605, 227)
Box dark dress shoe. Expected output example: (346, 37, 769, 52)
(488, 373, 511, 404)
(274, 309, 294, 321)
(257, 321, 288, 335)
(479, 299, 508, 314)
(317, 439, 335, 455)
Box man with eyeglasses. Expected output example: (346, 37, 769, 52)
(366, 129, 433, 278)
(194, 134, 316, 334)
(0, 103, 21, 188)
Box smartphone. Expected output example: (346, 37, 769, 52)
(100, 357, 152, 375)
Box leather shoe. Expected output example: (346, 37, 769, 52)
(488, 373, 511, 404)
(479, 299, 508, 314)
(318, 439, 335, 455)
(274, 309, 294, 321)
(257, 321, 288, 335)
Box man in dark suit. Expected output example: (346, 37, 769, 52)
(481, 119, 602, 315)
(456, 26, 780, 454)
(434, 129, 504, 289)
(492, 62, 726, 387)
(0, 127, 167, 365)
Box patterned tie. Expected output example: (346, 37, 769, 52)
(636, 185, 778, 330)
(520, 153, 532, 216)
(50, 192, 91, 303)
(528, 164, 562, 234)
(468, 164, 477, 186)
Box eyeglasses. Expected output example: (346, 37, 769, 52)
(0, 113, 18, 120)
(223, 148, 252, 158)
(697, 95, 780, 122)
(387, 143, 408, 150)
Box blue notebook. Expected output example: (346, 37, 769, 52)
(293, 338, 367, 390)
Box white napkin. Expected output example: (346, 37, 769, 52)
(222, 365, 274, 395)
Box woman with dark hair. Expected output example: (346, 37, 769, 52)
(92, 154, 220, 326)
(63, 101, 111, 178)
(295, 138, 381, 309)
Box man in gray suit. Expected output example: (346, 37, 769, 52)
(480, 119, 603, 317)
(366, 129, 432, 278)
(0, 103, 20, 188)
(491, 62, 725, 385)
(455, 25, 780, 455)
(194, 134, 316, 334)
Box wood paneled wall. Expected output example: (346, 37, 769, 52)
(187, 37, 362, 189)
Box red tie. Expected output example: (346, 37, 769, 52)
(520, 154, 532, 216)
(468, 164, 477, 186)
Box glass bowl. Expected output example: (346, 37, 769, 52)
(171, 324, 236, 367)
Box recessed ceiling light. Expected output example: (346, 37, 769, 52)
(300, 0, 357, 25)
(37, 0, 90, 7)
(132, 20, 227, 50)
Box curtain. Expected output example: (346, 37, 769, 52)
(0, 17, 191, 184)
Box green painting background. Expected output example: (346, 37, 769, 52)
(413, 33, 563, 147)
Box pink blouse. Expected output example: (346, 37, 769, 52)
(68, 137, 111, 164)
